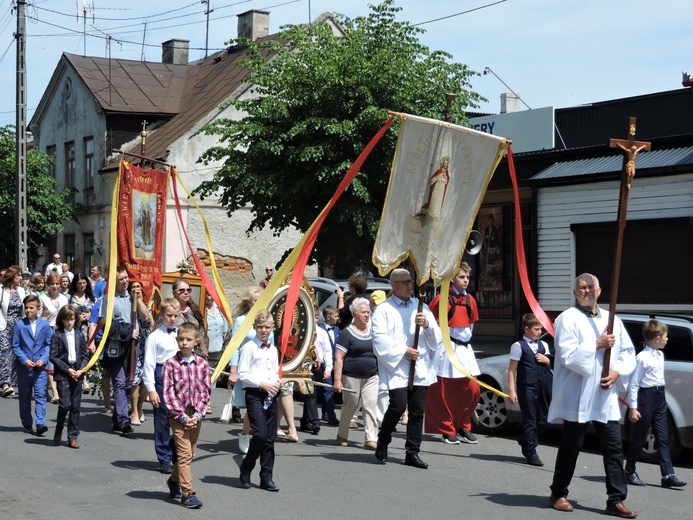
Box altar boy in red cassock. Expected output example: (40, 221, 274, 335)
(425, 262, 481, 445)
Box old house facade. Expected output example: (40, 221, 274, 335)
(29, 10, 331, 288)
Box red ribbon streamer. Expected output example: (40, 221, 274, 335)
(169, 168, 229, 322)
(508, 147, 555, 337)
(277, 117, 396, 374)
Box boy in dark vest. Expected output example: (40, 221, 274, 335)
(507, 313, 553, 466)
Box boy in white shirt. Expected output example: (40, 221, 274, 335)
(143, 298, 181, 474)
(625, 319, 686, 488)
(238, 310, 281, 492)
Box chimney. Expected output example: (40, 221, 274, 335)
(237, 10, 270, 41)
(500, 93, 521, 114)
(162, 39, 190, 65)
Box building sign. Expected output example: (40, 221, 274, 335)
(470, 106, 554, 153)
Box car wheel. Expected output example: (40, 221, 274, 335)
(473, 381, 512, 435)
(633, 412, 683, 464)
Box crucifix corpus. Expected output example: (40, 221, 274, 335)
(602, 117, 651, 378)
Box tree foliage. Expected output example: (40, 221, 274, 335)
(0, 125, 77, 267)
(196, 0, 484, 274)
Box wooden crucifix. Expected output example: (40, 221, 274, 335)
(602, 117, 651, 379)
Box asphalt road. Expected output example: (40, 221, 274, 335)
(0, 388, 691, 520)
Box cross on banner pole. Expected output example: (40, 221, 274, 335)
(602, 117, 651, 379)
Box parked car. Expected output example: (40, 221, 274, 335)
(472, 313, 693, 462)
(308, 277, 392, 322)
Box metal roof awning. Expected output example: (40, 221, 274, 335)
(529, 146, 693, 182)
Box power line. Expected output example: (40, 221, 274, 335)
(412, 0, 508, 27)
(29, 0, 300, 50)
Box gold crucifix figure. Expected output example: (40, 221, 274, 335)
(609, 118, 651, 188)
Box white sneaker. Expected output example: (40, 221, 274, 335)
(239, 434, 251, 454)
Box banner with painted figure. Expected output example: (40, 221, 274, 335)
(373, 114, 509, 284)
(117, 161, 168, 302)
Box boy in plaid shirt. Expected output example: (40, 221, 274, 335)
(162, 322, 211, 508)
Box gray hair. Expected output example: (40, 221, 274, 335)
(573, 273, 600, 290)
(390, 268, 411, 284)
(349, 297, 370, 316)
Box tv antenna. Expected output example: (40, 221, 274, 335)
(76, 1, 95, 56)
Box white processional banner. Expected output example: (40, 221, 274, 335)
(373, 113, 509, 285)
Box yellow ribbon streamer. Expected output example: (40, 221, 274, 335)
(437, 278, 509, 399)
(210, 206, 330, 382)
(82, 160, 125, 372)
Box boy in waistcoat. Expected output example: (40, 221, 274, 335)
(508, 313, 553, 466)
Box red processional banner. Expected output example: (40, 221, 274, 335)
(116, 161, 168, 302)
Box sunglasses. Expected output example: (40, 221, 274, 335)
(177, 288, 191, 293)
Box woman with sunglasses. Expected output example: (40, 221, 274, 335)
(172, 279, 208, 360)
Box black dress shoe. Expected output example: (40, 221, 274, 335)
(527, 454, 544, 467)
(626, 471, 646, 486)
(36, 424, 48, 436)
(239, 472, 251, 489)
(299, 423, 320, 435)
(661, 474, 687, 488)
(260, 480, 279, 492)
(404, 454, 429, 469)
(374, 442, 387, 463)
(120, 422, 133, 436)
(327, 418, 340, 426)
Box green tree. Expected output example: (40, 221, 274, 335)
(0, 125, 77, 267)
(196, 0, 484, 274)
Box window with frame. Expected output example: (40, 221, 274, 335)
(46, 145, 57, 178)
(65, 141, 75, 188)
(83, 233, 94, 274)
(65, 234, 75, 270)
(84, 137, 94, 189)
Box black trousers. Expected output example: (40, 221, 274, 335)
(241, 388, 277, 483)
(56, 376, 83, 439)
(378, 385, 428, 457)
(625, 386, 674, 476)
(550, 420, 627, 506)
(517, 382, 551, 458)
(300, 382, 320, 427)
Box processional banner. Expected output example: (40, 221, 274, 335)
(373, 113, 509, 284)
(116, 161, 168, 302)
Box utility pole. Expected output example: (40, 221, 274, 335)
(15, 0, 28, 271)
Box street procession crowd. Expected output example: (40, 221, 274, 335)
(0, 257, 687, 515)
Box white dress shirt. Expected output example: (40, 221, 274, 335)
(509, 335, 548, 360)
(314, 326, 333, 371)
(65, 329, 76, 363)
(238, 337, 280, 389)
(627, 345, 665, 408)
(142, 325, 180, 392)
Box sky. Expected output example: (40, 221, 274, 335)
(0, 0, 691, 128)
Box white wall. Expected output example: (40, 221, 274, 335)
(537, 173, 693, 312)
